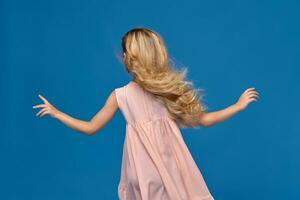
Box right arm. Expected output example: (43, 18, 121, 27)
(198, 87, 259, 127)
(33, 90, 119, 135)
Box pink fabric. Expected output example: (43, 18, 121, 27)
(115, 80, 214, 200)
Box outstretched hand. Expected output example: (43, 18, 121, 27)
(32, 94, 60, 118)
(235, 88, 259, 111)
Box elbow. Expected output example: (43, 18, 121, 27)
(84, 127, 96, 136)
(199, 121, 210, 128)
(198, 112, 214, 128)
(85, 131, 96, 136)
(202, 119, 216, 127)
(83, 122, 98, 136)
(198, 118, 214, 128)
(204, 122, 213, 127)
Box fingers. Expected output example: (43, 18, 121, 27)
(38, 94, 49, 104)
(36, 108, 49, 117)
(33, 94, 52, 117)
(36, 108, 46, 116)
(251, 94, 259, 99)
(244, 87, 255, 93)
(249, 97, 257, 102)
(34, 94, 55, 117)
(247, 92, 259, 98)
(32, 104, 47, 109)
(247, 91, 259, 95)
(40, 110, 50, 117)
(244, 88, 260, 98)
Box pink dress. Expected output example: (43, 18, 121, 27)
(115, 80, 214, 200)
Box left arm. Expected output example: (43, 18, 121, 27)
(33, 90, 119, 136)
(197, 104, 242, 127)
(197, 87, 259, 127)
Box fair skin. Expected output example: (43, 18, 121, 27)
(32, 85, 259, 135)
(197, 87, 259, 127)
(32, 91, 119, 135)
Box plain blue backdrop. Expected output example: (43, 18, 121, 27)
(1, 0, 299, 199)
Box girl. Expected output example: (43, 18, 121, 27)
(33, 27, 259, 200)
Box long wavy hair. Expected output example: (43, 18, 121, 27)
(120, 27, 207, 128)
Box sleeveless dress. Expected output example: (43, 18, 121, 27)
(115, 80, 214, 200)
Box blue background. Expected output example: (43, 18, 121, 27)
(1, 0, 299, 199)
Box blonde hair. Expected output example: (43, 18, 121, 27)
(120, 27, 207, 128)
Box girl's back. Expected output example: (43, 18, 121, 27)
(115, 80, 170, 124)
(115, 80, 214, 200)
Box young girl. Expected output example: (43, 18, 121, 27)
(33, 27, 259, 200)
